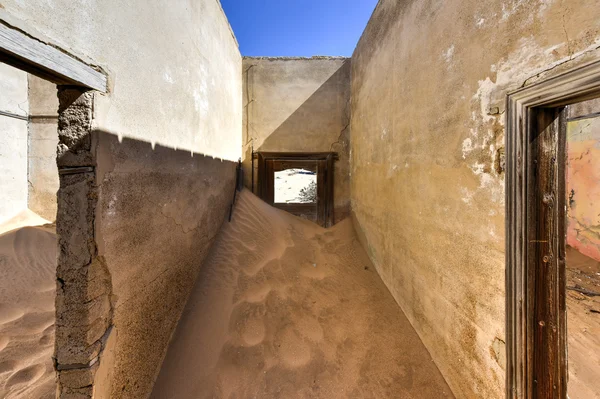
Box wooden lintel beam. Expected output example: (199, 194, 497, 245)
(0, 21, 107, 92)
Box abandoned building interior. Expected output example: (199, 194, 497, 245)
(1, 0, 600, 398)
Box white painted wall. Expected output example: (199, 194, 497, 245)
(0, 63, 29, 223)
(0, 0, 242, 161)
(28, 75, 59, 221)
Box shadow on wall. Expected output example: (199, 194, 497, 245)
(259, 62, 350, 152)
(244, 60, 351, 223)
(56, 125, 237, 398)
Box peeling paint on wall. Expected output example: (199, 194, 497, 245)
(351, 0, 600, 397)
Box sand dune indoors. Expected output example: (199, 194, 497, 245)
(151, 190, 452, 398)
(0, 212, 56, 399)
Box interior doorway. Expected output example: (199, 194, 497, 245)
(506, 61, 600, 398)
(256, 152, 335, 227)
(564, 98, 600, 398)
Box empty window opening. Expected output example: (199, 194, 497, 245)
(256, 152, 335, 227)
(274, 168, 317, 204)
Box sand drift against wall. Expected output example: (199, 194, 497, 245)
(152, 190, 452, 398)
(0, 212, 56, 399)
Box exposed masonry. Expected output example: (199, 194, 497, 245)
(55, 87, 113, 399)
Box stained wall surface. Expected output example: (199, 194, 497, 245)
(567, 111, 600, 262)
(243, 57, 351, 223)
(94, 133, 236, 398)
(28, 75, 59, 221)
(350, 0, 600, 397)
(0, 1, 242, 398)
(0, 63, 28, 223)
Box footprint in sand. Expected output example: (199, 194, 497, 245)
(277, 327, 311, 368)
(294, 315, 324, 343)
(5, 363, 45, 389)
(240, 316, 266, 347)
(298, 261, 328, 280)
(244, 283, 272, 303)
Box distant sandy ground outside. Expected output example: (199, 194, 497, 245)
(567, 247, 600, 399)
(152, 190, 453, 398)
(0, 210, 56, 399)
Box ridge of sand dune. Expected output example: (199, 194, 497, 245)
(0, 212, 56, 399)
(0, 209, 51, 236)
(151, 190, 453, 398)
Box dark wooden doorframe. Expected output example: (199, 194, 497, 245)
(505, 60, 600, 399)
(255, 152, 336, 227)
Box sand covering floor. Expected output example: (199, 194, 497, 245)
(152, 190, 453, 398)
(566, 247, 600, 399)
(0, 210, 56, 399)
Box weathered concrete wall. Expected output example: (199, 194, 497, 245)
(94, 133, 236, 398)
(0, 1, 242, 398)
(0, 63, 28, 223)
(350, 0, 600, 397)
(567, 105, 600, 262)
(0, 0, 241, 162)
(28, 75, 59, 221)
(243, 57, 351, 223)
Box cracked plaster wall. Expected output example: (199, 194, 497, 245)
(350, 0, 600, 397)
(242, 57, 351, 223)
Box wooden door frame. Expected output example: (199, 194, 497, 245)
(505, 60, 600, 399)
(256, 152, 336, 227)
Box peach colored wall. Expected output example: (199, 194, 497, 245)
(567, 116, 600, 262)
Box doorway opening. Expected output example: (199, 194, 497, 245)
(256, 152, 335, 227)
(0, 62, 59, 398)
(506, 61, 600, 398)
(1, 20, 108, 398)
(564, 98, 600, 398)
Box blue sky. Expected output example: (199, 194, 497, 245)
(220, 0, 379, 57)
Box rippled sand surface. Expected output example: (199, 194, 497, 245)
(152, 190, 452, 398)
(0, 212, 56, 399)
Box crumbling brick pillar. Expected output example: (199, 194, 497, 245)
(55, 87, 113, 398)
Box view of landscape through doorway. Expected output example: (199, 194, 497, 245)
(565, 98, 600, 398)
(506, 62, 600, 399)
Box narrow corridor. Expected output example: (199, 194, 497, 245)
(151, 191, 452, 398)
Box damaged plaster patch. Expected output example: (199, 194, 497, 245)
(462, 137, 474, 159)
(163, 72, 174, 84)
(465, 35, 600, 205)
(443, 45, 455, 63)
(490, 337, 506, 370)
(461, 187, 475, 205)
